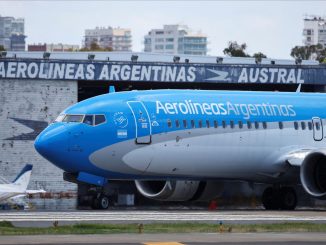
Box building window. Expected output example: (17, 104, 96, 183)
(155, 44, 164, 50)
(165, 44, 174, 49)
(166, 38, 174, 42)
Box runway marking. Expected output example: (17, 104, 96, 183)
(0, 211, 326, 223)
(144, 243, 184, 245)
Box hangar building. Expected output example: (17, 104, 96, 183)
(0, 51, 325, 209)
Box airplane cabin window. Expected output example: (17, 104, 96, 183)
(254, 121, 259, 129)
(191, 120, 195, 128)
(95, 115, 106, 125)
(238, 121, 243, 129)
(247, 121, 252, 129)
(262, 122, 267, 129)
(198, 120, 202, 128)
(214, 120, 218, 128)
(175, 120, 180, 128)
(316, 122, 321, 130)
(294, 122, 299, 130)
(230, 120, 234, 129)
(83, 115, 94, 126)
(167, 119, 172, 128)
(183, 120, 187, 128)
(222, 120, 226, 128)
(301, 121, 306, 130)
(206, 120, 210, 128)
(54, 114, 65, 122)
(63, 115, 84, 123)
(279, 122, 283, 129)
(308, 122, 313, 130)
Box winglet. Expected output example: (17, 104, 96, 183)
(296, 84, 301, 93)
(109, 86, 115, 93)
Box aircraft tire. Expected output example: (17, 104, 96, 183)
(262, 187, 280, 210)
(98, 195, 110, 209)
(280, 187, 297, 210)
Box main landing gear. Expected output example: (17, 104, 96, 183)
(262, 186, 297, 210)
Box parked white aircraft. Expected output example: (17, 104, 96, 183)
(0, 164, 45, 203)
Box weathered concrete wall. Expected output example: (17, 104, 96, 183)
(0, 79, 78, 209)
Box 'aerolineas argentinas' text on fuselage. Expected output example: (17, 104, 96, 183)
(156, 100, 296, 120)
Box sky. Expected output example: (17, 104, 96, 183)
(1, 0, 326, 59)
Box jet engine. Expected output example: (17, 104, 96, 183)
(135, 180, 224, 201)
(300, 150, 326, 199)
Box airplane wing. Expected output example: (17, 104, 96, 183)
(26, 189, 46, 194)
(284, 149, 313, 167)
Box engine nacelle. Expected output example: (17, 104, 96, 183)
(300, 151, 326, 199)
(135, 180, 223, 202)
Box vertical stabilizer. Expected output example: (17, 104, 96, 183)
(12, 164, 33, 191)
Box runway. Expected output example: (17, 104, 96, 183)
(0, 210, 326, 227)
(1, 233, 326, 245)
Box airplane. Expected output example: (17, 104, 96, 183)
(34, 89, 326, 210)
(0, 164, 45, 204)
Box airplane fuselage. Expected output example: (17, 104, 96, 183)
(35, 90, 326, 186)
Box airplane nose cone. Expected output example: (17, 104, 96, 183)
(34, 124, 75, 172)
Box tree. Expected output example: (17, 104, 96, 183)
(290, 44, 326, 62)
(0, 45, 5, 51)
(223, 41, 250, 57)
(80, 42, 113, 52)
(253, 52, 267, 59)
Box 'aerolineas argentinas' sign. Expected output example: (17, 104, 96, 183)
(0, 60, 323, 84)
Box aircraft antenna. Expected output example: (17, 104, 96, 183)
(296, 84, 302, 93)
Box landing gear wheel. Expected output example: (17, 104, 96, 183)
(262, 187, 279, 210)
(280, 187, 297, 210)
(92, 195, 109, 209)
(262, 187, 297, 210)
(98, 195, 109, 209)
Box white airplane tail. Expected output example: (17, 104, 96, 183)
(12, 164, 33, 191)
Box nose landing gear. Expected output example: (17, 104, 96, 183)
(92, 194, 110, 210)
(262, 186, 297, 210)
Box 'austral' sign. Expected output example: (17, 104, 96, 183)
(0, 60, 325, 84)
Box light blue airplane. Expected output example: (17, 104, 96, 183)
(34, 89, 326, 210)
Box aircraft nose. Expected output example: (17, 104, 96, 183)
(34, 124, 73, 171)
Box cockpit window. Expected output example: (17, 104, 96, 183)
(83, 115, 94, 126)
(95, 115, 106, 125)
(63, 115, 84, 123)
(54, 114, 65, 122)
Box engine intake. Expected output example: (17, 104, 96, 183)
(135, 180, 223, 202)
(300, 151, 326, 198)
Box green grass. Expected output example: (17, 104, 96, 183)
(1, 222, 326, 235)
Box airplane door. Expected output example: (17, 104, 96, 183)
(127, 101, 151, 144)
(312, 117, 323, 141)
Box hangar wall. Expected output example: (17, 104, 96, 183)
(0, 79, 77, 209)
